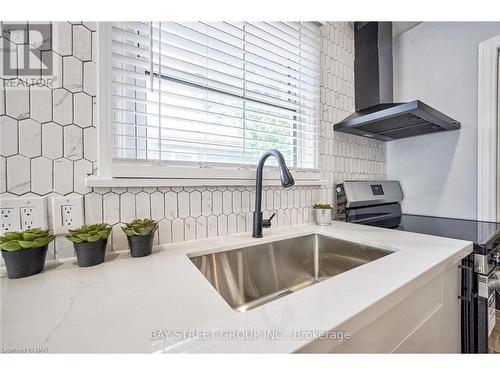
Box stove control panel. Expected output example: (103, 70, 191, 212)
(370, 184, 384, 196)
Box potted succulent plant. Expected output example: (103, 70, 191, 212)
(122, 219, 158, 258)
(0, 228, 55, 279)
(312, 203, 333, 226)
(66, 223, 112, 267)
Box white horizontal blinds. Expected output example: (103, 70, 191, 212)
(111, 22, 150, 160)
(111, 22, 320, 169)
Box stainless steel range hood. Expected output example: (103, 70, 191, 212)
(334, 22, 460, 141)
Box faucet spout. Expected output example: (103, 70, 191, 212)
(252, 149, 295, 238)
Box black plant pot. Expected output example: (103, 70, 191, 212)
(127, 232, 154, 258)
(74, 239, 107, 267)
(2, 246, 48, 279)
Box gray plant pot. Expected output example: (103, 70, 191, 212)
(1, 246, 48, 279)
(314, 208, 332, 226)
(127, 232, 154, 258)
(74, 239, 107, 267)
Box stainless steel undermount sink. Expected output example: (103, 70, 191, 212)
(189, 234, 392, 312)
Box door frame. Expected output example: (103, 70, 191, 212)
(477, 35, 500, 222)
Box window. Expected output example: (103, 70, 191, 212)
(95, 22, 321, 183)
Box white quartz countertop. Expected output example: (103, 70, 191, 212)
(0, 222, 472, 353)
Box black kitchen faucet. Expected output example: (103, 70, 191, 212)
(252, 149, 295, 238)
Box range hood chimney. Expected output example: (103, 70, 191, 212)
(355, 22, 394, 110)
(334, 22, 460, 141)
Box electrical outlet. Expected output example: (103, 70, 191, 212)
(1, 207, 21, 234)
(20, 206, 37, 230)
(52, 196, 84, 235)
(62, 205, 77, 228)
(0, 197, 47, 234)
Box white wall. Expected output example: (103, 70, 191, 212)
(388, 22, 500, 220)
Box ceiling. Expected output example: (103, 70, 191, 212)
(392, 22, 422, 37)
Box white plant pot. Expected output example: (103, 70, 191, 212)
(314, 208, 332, 226)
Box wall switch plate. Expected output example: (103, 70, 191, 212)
(0, 197, 48, 234)
(52, 196, 84, 235)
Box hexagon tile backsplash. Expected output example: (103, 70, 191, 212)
(0, 22, 386, 262)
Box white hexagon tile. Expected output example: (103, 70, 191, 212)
(42, 51, 63, 89)
(42, 122, 63, 159)
(73, 92, 93, 127)
(51, 22, 72, 56)
(63, 125, 83, 160)
(72, 25, 92, 62)
(5, 81, 30, 120)
(0, 81, 4, 116)
(31, 157, 53, 195)
(53, 158, 74, 195)
(0, 157, 6, 194)
(6, 155, 30, 194)
(83, 62, 97, 96)
(0, 21, 386, 262)
(18, 119, 42, 158)
(52, 88, 73, 125)
(62, 56, 83, 92)
(30, 85, 52, 123)
(0, 116, 18, 156)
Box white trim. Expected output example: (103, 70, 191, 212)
(96, 22, 113, 178)
(88, 158, 322, 187)
(477, 35, 500, 222)
(93, 21, 322, 188)
(109, 159, 319, 179)
(498, 52, 500, 221)
(86, 176, 327, 188)
(87, 158, 322, 187)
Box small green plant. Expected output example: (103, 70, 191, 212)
(0, 228, 55, 251)
(313, 203, 332, 209)
(66, 223, 112, 243)
(121, 219, 158, 237)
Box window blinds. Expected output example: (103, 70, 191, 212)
(111, 22, 320, 169)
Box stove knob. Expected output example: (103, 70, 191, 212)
(490, 250, 500, 266)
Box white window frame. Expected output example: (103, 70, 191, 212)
(477, 34, 500, 222)
(88, 22, 323, 188)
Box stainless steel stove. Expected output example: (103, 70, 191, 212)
(335, 180, 500, 353)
